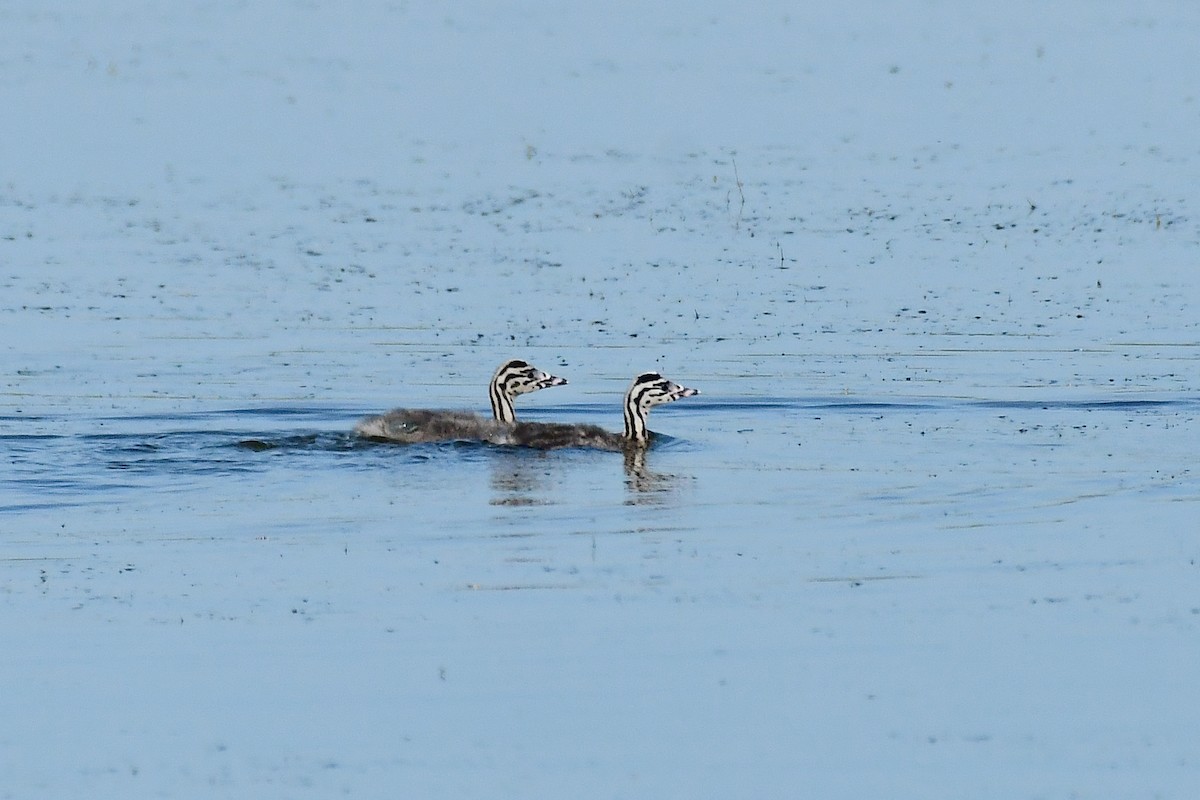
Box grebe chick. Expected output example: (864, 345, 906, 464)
(355, 359, 567, 442)
(503, 372, 698, 450)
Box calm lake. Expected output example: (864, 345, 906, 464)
(3, 2, 1199, 797)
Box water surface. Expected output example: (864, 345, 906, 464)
(3, 1, 1200, 797)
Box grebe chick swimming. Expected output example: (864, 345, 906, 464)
(503, 372, 698, 450)
(355, 359, 567, 443)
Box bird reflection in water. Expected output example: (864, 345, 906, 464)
(488, 450, 551, 507)
(486, 446, 690, 507)
(622, 446, 689, 505)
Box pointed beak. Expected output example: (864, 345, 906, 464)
(537, 373, 568, 389)
(670, 384, 700, 400)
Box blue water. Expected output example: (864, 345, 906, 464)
(5, 390, 1200, 800)
(4, 1, 1200, 796)
(6, 394, 1197, 528)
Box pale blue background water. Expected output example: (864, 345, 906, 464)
(3, 2, 1199, 797)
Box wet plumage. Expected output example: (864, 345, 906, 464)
(354, 359, 566, 443)
(498, 372, 698, 450)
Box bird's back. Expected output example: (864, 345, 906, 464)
(355, 409, 504, 443)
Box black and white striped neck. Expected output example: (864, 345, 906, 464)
(488, 359, 567, 423)
(622, 372, 700, 444)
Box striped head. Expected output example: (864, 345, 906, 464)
(489, 359, 568, 423)
(622, 372, 700, 444)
